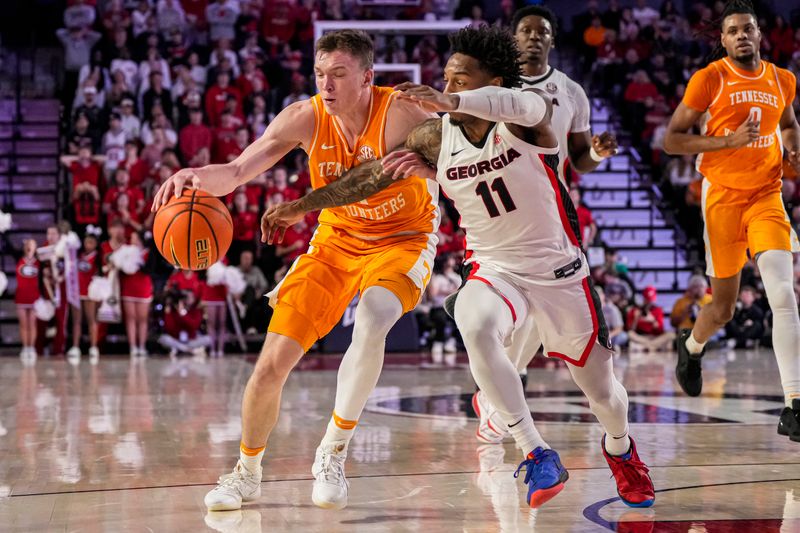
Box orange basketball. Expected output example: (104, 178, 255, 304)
(153, 189, 233, 270)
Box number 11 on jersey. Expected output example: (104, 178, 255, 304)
(475, 177, 517, 218)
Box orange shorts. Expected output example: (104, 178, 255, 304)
(701, 178, 800, 279)
(266, 224, 436, 352)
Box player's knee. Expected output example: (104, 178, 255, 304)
(766, 281, 796, 311)
(710, 301, 736, 324)
(353, 287, 402, 340)
(251, 349, 294, 389)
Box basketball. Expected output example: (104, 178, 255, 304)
(153, 189, 233, 270)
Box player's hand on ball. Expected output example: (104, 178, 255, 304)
(382, 150, 437, 181)
(728, 118, 760, 148)
(151, 168, 201, 211)
(395, 82, 459, 113)
(262, 201, 304, 244)
(592, 131, 618, 158)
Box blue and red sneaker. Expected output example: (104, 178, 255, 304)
(602, 436, 655, 508)
(514, 447, 569, 508)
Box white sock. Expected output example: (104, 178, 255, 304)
(757, 250, 800, 408)
(604, 429, 631, 456)
(685, 332, 706, 355)
(507, 416, 549, 456)
(320, 412, 356, 452)
(239, 444, 265, 473)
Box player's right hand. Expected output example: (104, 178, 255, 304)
(382, 149, 437, 181)
(728, 118, 760, 148)
(151, 168, 202, 211)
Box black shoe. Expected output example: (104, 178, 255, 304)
(675, 330, 704, 397)
(778, 399, 800, 442)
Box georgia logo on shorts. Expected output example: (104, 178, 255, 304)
(546, 82, 558, 94)
(356, 145, 376, 163)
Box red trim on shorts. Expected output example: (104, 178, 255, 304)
(546, 277, 598, 368)
(466, 262, 517, 323)
(540, 153, 580, 247)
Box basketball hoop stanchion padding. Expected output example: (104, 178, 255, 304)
(312, 20, 471, 91)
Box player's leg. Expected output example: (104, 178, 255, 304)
(83, 300, 99, 363)
(67, 303, 82, 364)
(26, 309, 37, 357)
(122, 299, 138, 356)
(135, 301, 149, 356)
(16, 306, 29, 357)
(455, 279, 565, 509)
(312, 234, 433, 509)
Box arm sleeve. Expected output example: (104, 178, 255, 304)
(570, 81, 591, 133)
(682, 66, 719, 113)
(456, 86, 548, 127)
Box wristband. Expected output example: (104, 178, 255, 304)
(589, 146, 606, 162)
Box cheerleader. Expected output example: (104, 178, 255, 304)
(78, 229, 102, 363)
(201, 263, 228, 357)
(119, 232, 153, 357)
(15, 239, 40, 360)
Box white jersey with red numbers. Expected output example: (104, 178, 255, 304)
(435, 116, 588, 285)
(520, 67, 591, 183)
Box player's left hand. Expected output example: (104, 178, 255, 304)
(788, 150, 800, 173)
(592, 131, 619, 158)
(395, 82, 459, 113)
(382, 149, 437, 181)
(262, 201, 304, 244)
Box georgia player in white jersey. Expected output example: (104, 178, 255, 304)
(468, 5, 622, 444)
(264, 25, 653, 511)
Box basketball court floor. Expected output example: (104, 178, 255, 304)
(0, 348, 798, 532)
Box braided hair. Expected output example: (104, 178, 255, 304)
(703, 0, 758, 65)
(448, 26, 524, 89)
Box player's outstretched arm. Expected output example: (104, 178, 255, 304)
(663, 103, 759, 155)
(262, 118, 442, 244)
(151, 100, 313, 210)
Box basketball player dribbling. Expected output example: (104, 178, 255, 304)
(471, 5, 622, 446)
(663, 0, 800, 441)
(152, 30, 439, 511)
(266, 26, 654, 509)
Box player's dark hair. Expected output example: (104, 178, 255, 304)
(316, 29, 374, 69)
(703, 0, 758, 64)
(511, 5, 558, 37)
(448, 26, 524, 89)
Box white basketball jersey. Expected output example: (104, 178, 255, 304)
(520, 68, 591, 183)
(436, 118, 588, 284)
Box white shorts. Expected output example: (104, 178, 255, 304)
(464, 263, 610, 367)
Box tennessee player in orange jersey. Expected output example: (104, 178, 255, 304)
(664, 0, 800, 441)
(152, 30, 438, 511)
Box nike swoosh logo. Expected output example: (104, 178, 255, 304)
(508, 418, 524, 428)
(451, 148, 466, 156)
(321, 144, 336, 150)
(726, 81, 742, 86)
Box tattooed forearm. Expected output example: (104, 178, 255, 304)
(293, 159, 396, 212)
(292, 117, 443, 213)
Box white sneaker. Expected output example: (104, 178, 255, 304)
(138, 347, 148, 358)
(311, 442, 349, 510)
(445, 352, 458, 367)
(193, 346, 208, 359)
(67, 346, 81, 366)
(130, 346, 139, 358)
(431, 342, 444, 365)
(444, 337, 457, 353)
(22, 348, 37, 367)
(472, 390, 509, 444)
(205, 461, 262, 511)
(88, 347, 100, 365)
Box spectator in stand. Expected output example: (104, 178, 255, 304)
(618, 7, 639, 42)
(599, 289, 627, 349)
(140, 126, 175, 170)
(107, 70, 135, 111)
(205, 71, 241, 127)
(725, 286, 765, 349)
(111, 48, 139, 91)
(102, 113, 128, 176)
(627, 285, 674, 352)
(167, 268, 203, 300)
(109, 193, 145, 238)
(583, 15, 607, 51)
(238, 249, 269, 334)
(237, 56, 268, 101)
(230, 190, 259, 263)
(15, 239, 40, 361)
(141, 71, 173, 123)
(61, 146, 105, 230)
(64, 0, 96, 29)
(102, 0, 131, 38)
(670, 274, 712, 331)
(119, 98, 142, 141)
(73, 86, 106, 139)
(571, 188, 597, 250)
(602, 0, 623, 32)
(632, 0, 659, 29)
(275, 218, 310, 266)
(179, 107, 212, 166)
(210, 38, 241, 78)
(77, 230, 102, 363)
(281, 72, 310, 109)
(207, 0, 240, 43)
(156, 0, 187, 38)
(261, 0, 295, 47)
(141, 105, 178, 146)
(426, 255, 461, 366)
(624, 69, 660, 104)
(104, 167, 145, 215)
(120, 140, 148, 187)
(769, 15, 794, 65)
(159, 289, 211, 357)
(268, 165, 300, 202)
(211, 110, 239, 163)
(67, 113, 99, 154)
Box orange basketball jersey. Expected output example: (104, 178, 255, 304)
(306, 85, 439, 238)
(682, 58, 796, 190)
